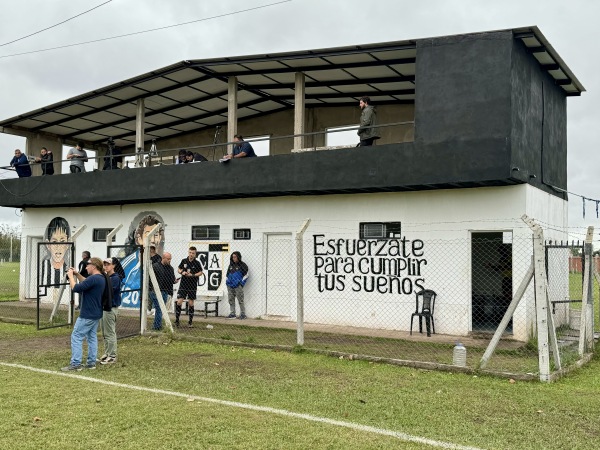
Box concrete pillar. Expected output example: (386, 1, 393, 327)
(135, 98, 145, 167)
(25, 134, 62, 175)
(227, 76, 238, 155)
(294, 72, 305, 150)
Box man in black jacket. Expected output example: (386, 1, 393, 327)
(150, 252, 176, 330)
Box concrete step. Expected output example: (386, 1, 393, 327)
(569, 309, 581, 330)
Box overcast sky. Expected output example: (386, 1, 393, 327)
(0, 0, 598, 237)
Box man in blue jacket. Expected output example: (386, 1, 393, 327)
(62, 257, 105, 371)
(226, 251, 249, 320)
(9, 149, 32, 177)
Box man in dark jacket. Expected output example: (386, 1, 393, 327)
(35, 147, 54, 175)
(150, 252, 176, 330)
(226, 251, 249, 320)
(9, 149, 32, 177)
(62, 257, 105, 371)
(357, 96, 380, 147)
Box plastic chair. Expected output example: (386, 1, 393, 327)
(410, 289, 437, 337)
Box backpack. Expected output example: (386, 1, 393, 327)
(101, 273, 113, 312)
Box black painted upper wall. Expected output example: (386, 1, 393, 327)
(510, 38, 567, 190)
(0, 30, 570, 209)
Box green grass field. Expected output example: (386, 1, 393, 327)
(0, 262, 20, 301)
(1, 322, 599, 449)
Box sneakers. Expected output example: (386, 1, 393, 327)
(175, 321, 180, 327)
(187, 323, 193, 328)
(86, 363, 96, 370)
(227, 313, 236, 319)
(97, 354, 108, 363)
(149, 309, 155, 316)
(61, 364, 83, 372)
(100, 356, 116, 365)
(238, 314, 247, 320)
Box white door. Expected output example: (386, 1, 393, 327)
(265, 234, 292, 317)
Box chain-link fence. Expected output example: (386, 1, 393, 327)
(1, 224, 598, 381)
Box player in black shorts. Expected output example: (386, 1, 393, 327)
(176, 246, 203, 327)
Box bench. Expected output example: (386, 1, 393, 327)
(182, 291, 223, 318)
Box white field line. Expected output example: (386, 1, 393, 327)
(1, 361, 484, 450)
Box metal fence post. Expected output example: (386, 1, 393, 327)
(296, 219, 311, 346)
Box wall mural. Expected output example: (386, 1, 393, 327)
(120, 211, 165, 308)
(39, 217, 72, 305)
(313, 234, 427, 295)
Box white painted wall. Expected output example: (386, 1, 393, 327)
(19, 184, 568, 341)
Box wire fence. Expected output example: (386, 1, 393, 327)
(0, 226, 598, 380)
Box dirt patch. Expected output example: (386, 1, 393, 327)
(0, 334, 70, 358)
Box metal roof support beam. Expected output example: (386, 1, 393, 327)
(227, 76, 238, 155)
(135, 99, 145, 167)
(294, 72, 305, 150)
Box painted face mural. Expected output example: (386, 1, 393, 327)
(120, 211, 165, 308)
(39, 217, 72, 305)
(44, 217, 71, 269)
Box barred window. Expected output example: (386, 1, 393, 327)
(359, 222, 402, 239)
(233, 229, 251, 240)
(191, 225, 220, 240)
(93, 228, 115, 242)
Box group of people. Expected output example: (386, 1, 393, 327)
(9, 147, 54, 177)
(9, 97, 377, 179)
(62, 255, 123, 371)
(148, 246, 250, 330)
(61, 239, 250, 370)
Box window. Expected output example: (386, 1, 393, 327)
(192, 225, 220, 240)
(359, 222, 402, 239)
(326, 125, 356, 147)
(233, 229, 251, 240)
(93, 228, 116, 242)
(245, 135, 270, 157)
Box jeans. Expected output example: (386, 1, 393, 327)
(150, 291, 169, 330)
(101, 307, 119, 357)
(70, 317, 100, 366)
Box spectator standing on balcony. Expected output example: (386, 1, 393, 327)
(357, 96, 380, 147)
(67, 142, 88, 173)
(149, 252, 177, 330)
(176, 247, 203, 328)
(9, 149, 32, 178)
(35, 147, 54, 175)
(226, 251, 249, 320)
(223, 135, 257, 160)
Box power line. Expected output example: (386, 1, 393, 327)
(0, 0, 292, 59)
(0, 1, 113, 47)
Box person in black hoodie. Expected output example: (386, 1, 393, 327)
(35, 147, 54, 175)
(225, 251, 249, 320)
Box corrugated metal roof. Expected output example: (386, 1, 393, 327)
(0, 26, 583, 149)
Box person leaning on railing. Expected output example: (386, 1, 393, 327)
(35, 147, 54, 175)
(222, 135, 257, 160)
(9, 149, 32, 178)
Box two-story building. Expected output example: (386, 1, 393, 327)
(0, 26, 584, 341)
